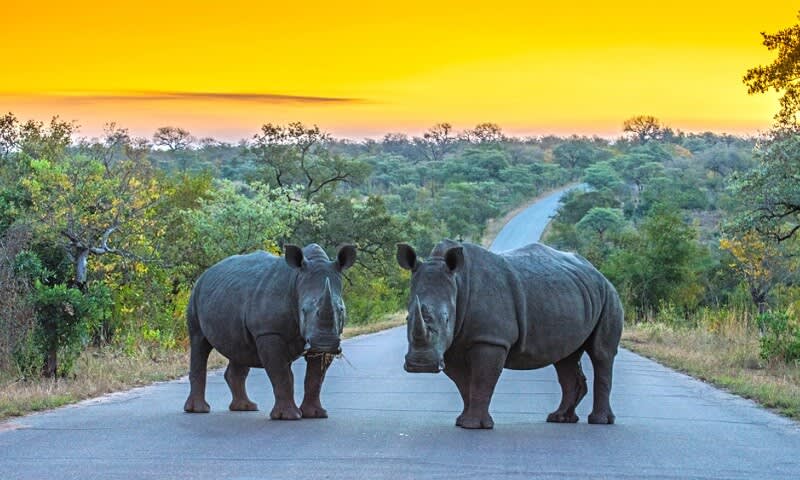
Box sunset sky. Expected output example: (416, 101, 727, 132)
(0, 1, 796, 141)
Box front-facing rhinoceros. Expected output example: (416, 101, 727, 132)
(397, 240, 623, 429)
(184, 243, 356, 420)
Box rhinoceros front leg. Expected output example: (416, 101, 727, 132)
(225, 362, 258, 411)
(184, 333, 213, 413)
(300, 353, 332, 418)
(256, 334, 302, 420)
(458, 343, 506, 429)
(547, 349, 587, 423)
(444, 361, 470, 425)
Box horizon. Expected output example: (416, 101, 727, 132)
(1, 2, 794, 141)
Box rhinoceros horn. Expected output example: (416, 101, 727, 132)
(318, 278, 335, 329)
(411, 296, 429, 344)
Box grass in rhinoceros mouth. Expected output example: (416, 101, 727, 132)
(622, 319, 800, 421)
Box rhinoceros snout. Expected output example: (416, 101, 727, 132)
(307, 335, 341, 354)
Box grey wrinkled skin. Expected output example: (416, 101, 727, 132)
(184, 243, 356, 420)
(397, 239, 623, 429)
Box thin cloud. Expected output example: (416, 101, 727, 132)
(5, 91, 365, 105)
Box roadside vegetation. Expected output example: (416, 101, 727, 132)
(543, 16, 800, 420)
(1, 14, 799, 422)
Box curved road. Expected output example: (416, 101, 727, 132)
(489, 185, 577, 252)
(2, 191, 799, 479)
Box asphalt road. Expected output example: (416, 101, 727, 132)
(489, 185, 578, 252)
(2, 189, 799, 479)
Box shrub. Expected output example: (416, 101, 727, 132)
(32, 283, 101, 377)
(758, 311, 800, 364)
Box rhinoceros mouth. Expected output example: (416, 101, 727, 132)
(403, 360, 443, 373)
(306, 347, 342, 355)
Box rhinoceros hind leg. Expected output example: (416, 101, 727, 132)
(300, 354, 330, 418)
(588, 411, 615, 424)
(547, 349, 587, 423)
(184, 333, 213, 413)
(586, 345, 616, 425)
(457, 343, 505, 429)
(257, 334, 302, 420)
(225, 362, 258, 411)
(586, 289, 622, 425)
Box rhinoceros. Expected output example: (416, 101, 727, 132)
(184, 243, 356, 420)
(396, 240, 623, 429)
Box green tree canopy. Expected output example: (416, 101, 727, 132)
(576, 207, 625, 240)
(731, 134, 800, 242)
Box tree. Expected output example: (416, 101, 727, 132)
(605, 205, 708, 315)
(0, 112, 20, 162)
(0, 115, 76, 167)
(414, 123, 456, 162)
(462, 123, 505, 144)
(182, 180, 321, 270)
(153, 126, 195, 171)
(731, 133, 800, 241)
(719, 231, 798, 314)
(576, 208, 625, 241)
(21, 143, 161, 289)
(743, 12, 800, 126)
(249, 122, 369, 201)
(381, 132, 420, 161)
(623, 116, 670, 143)
(153, 126, 194, 152)
(553, 136, 606, 170)
(583, 161, 624, 193)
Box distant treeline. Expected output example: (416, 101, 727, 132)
(1, 113, 797, 377)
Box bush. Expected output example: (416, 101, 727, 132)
(32, 283, 101, 377)
(344, 267, 407, 326)
(758, 311, 800, 364)
(12, 329, 44, 380)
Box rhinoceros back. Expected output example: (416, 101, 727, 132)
(458, 242, 620, 370)
(188, 251, 300, 366)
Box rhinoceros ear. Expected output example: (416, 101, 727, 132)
(396, 243, 419, 271)
(335, 244, 357, 271)
(444, 246, 464, 273)
(284, 244, 306, 269)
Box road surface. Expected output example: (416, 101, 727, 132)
(489, 185, 578, 252)
(1, 189, 799, 479)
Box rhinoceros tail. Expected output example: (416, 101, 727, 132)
(186, 287, 201, 337)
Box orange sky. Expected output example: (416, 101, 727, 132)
(0, 1, 795, 141)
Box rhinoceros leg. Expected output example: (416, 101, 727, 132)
(256, 334, 302, 420)
(225, 362, 258, 411)
(300, 354, 331, 418)
(444, 362, 470, 425)
(586, 329, 617, 424)
(547, 349, 587, 423)
(184, 334, 212, 413)
(458, 343, 506, 429)
(586, 350, 615, 424)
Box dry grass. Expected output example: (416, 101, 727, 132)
(623, 321, 800, 420)
(343, 312, 405, 338)
(0, 349, 227, 421)
(0, 314, 407, 422)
